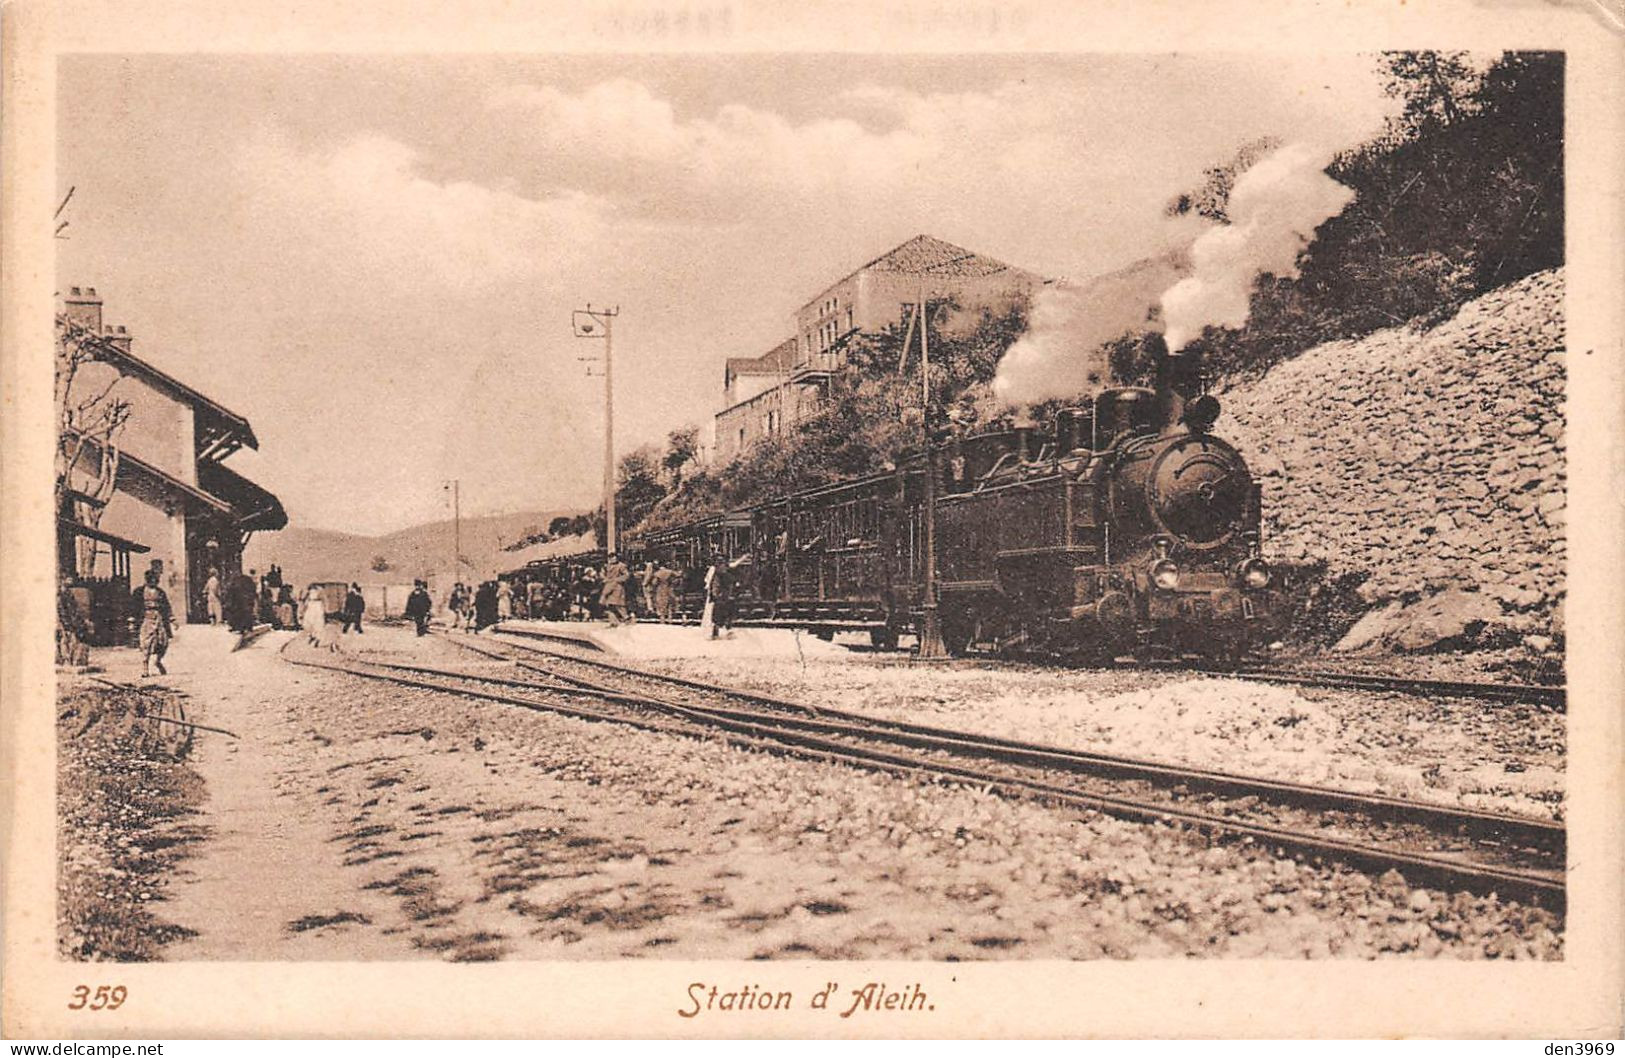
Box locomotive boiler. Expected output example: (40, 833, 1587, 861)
(930, 345, 1277, 658)
(622, 337, 1280, 659)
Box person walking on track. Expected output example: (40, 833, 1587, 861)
(405, 580, 433, 637)
(302, 584, 328, 647)
(341, 583, 366, 634)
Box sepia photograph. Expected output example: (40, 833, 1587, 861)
(5, 0, 1623, 1041)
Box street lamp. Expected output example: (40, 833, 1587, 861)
(573, 304, 620, 556)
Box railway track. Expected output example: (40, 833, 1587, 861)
(1196, 664, 1566, 710)
(283, 634, 1566, 910)
(494, 623, 1566, 709)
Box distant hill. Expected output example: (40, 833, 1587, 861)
(244, 509, 587, 585)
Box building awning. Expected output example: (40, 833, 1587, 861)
(64, 430, 234, 516)
(64, 428, 284, 530)
(197, 460, 288, 531)
(58, 518, 151, 553)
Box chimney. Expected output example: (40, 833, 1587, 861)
(103, 324, 133, 355)
(62, 286, 103, 334)
(1151, 333, 1202, 432)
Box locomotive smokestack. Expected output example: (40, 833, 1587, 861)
(1012, 417, 1038, 462)
(1152, 333, 1202, 432)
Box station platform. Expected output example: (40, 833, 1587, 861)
(489, 619, 853, 660)
(67, 623, 280, 683)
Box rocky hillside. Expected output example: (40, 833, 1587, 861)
(1219, 269, 1564, 653)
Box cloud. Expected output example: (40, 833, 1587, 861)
(238, 129, 611, 290)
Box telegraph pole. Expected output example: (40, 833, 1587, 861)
(603, 311, 616, 556)
(443, 479, 461, 582)
(911, 252, 975, 659)
(916, 272, 947, 658)
(573, 305, 620, 555)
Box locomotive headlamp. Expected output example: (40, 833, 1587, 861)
(1151, 558, 1181, 591)
(1183, 394, 1222, 432)
(1238, 557, 1271, 590)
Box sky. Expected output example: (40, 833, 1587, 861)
(57, 53, 1398, 535)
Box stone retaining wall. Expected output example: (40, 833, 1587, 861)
(1218, 269, 1565, 648)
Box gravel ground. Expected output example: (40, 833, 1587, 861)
(585, 647, 1564, 823)
(57, 684, 205, 960)
(244, 627, 1562, 960)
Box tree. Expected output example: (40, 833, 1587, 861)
(634, 296, 1032, 531)
(662, 426, 700, 488)
(56, 315, 133, 665)
(370, 555, 391, 573)
(1156, 51, 1561, 382)
(1380, 51, 1480, 138)
(56, 319, 132, 573)
(616, 446, 669, 531)
(1165, 136, 1282, 223)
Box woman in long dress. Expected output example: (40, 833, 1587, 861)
(698, 557, 720, 638)
(302, 584, 327, 647)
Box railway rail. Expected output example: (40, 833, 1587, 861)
(1197, 664, 1566, 711)
(282, 632, 1565, 910)
(493, 624, 1566, 710)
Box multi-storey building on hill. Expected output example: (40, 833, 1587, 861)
(713, 235, 1041, 463)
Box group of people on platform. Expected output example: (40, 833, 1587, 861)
(297, 581, 368, 652)
(202, 564, 301, 635)
(478, 553, 739, 638)
(118, 547, 747, 674)
(444, 579, 512, 635)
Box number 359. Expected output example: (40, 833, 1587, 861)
(68, 985, 126, 1010)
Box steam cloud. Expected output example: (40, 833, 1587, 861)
(990, 143, 1356, 408)
(990, 259, 1178, 406)
(1161, 143, 1355, 350)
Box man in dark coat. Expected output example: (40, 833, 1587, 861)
(341, 582, 366, 634)
(599, 556, 631, 627)
(472, 580, 499, 633)
(404, 579, 433, 636)
(229, 570, 257, 633)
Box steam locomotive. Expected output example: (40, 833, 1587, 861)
(523, 341, 1280, 658)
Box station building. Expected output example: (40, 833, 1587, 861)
(57, 286, 286, 639)
(712, 234, 1041, 464)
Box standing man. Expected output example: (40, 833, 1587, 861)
(230, 569, 257, 633)
(650, 561, 678, 622)
(404, 579, 433, 637)
(704, 554, 737, 639)
(132, 568, 176, 677)
(472, 580, 498, 634)
(204, 568, 222, 626)
(341, 583, 366, 635)
(640, 560, 659, 618)
(496, 578, 514, 623)
(599, 555, 631, 627)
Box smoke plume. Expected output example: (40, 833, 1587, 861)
(990, 256, 1181, 406)
(1161, 143, 1355, 350)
